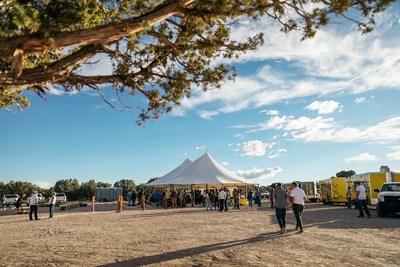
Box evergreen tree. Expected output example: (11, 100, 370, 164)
(0, 1, 393, 123)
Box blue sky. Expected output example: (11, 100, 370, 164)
(1, 3, 400, 188)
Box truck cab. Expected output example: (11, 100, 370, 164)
(374, 182, 400, 217)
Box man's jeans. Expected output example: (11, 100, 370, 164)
(293, 203, 304, 230)
(358, 199, 371, 216)
(275, 207, 286, 229)
(29, 205, 38, 220)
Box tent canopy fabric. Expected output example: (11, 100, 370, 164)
(146, 153, 256, 187)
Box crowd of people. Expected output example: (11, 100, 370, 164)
(128, 187, 271, 212)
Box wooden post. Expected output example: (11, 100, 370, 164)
(91, 196, 95, 212)
(141, 194, 145, 211)
(120, 195, 123, 212)
(163, 191, 168, 209)
(117, 195, 123, 213)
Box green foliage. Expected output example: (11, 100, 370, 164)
(0, 0, 394, 123)
(336, 170, 356, 178)
(1, 180, 38, 196)
(79, 179, 97, 199)
(113, 179, 136, 196)
(54, 178, 80, 200)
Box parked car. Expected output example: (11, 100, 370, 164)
(374, 182, 400, 217)
(261, 192, 270, 199)
(4, 194, 20, 207)
(55, 193, 67, 204)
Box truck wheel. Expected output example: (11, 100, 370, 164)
(376, 203, 388, 217)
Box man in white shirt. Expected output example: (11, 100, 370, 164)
(290, 182, 307, 233)
(29, 191, 39, 220)
(218, 189, 226, 212)
(355, 182, 371, 218)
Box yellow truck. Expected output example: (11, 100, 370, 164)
(350, 172, 400, 205)
(317, 177, 348, 205)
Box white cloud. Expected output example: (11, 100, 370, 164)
(354, 97, 366, 103)
(174, 8, 400, 118)
(243, 115, 400, 144)
(386, 145, 400, 160)
(268, 148, 287, 159)
(345, 153, 378, 163)
(261, 109, 280, 116)
(198, 110, 219, 120)
(240, 140, 268, 157)
(222, 161, 229, 166)
(305, 100, 343, 114)
(48, 86, 65, 96)
(236, 166, 283, 180)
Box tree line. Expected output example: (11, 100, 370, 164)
(0, 178, 155, 201)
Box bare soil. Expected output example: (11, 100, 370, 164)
(0, 202, 399, 267)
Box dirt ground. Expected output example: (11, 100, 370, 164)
(0, 201, 399, 267)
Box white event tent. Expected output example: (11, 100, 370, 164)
(145, 153, 256, 188)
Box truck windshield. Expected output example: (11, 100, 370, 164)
(382, 184, 400, 192)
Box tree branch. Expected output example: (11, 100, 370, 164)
(0, 0, 196, 58)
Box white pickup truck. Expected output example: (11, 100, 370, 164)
(55, 193, 67, 204)
(374, 182, 400, 217)
(3, 194, 20, 207)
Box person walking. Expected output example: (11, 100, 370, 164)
(356, 182, 371, 218)
(48, 192, 56, 219)
(29, 191, 39, 220)
(290, 182, 306, 233)
(273, 182, 290, 234)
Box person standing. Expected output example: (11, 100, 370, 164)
(170, 188, 177, 208)
(233, 188, 240, 209)
(346, 186, 352, 209)
(155, 190, 162, 207)
(273, 182, 290, 234)
(48, 192, 56, 219)
(218, 189, 226, 212)
(15, 195, 22, 211)
(290, 182, 306, 233)
(255, 188, 262, 207)
(29, 191, 39, 220)
(356, 182, 371, 218)
(163, 189, 168, 209)
(247, 189, 253, 207)
(131, 190, 137, 206)
(203, 190, 212, 211)
(270, 187, 275, 208)
(127, 190, 132, 206)
(224, 188, 229, 212)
